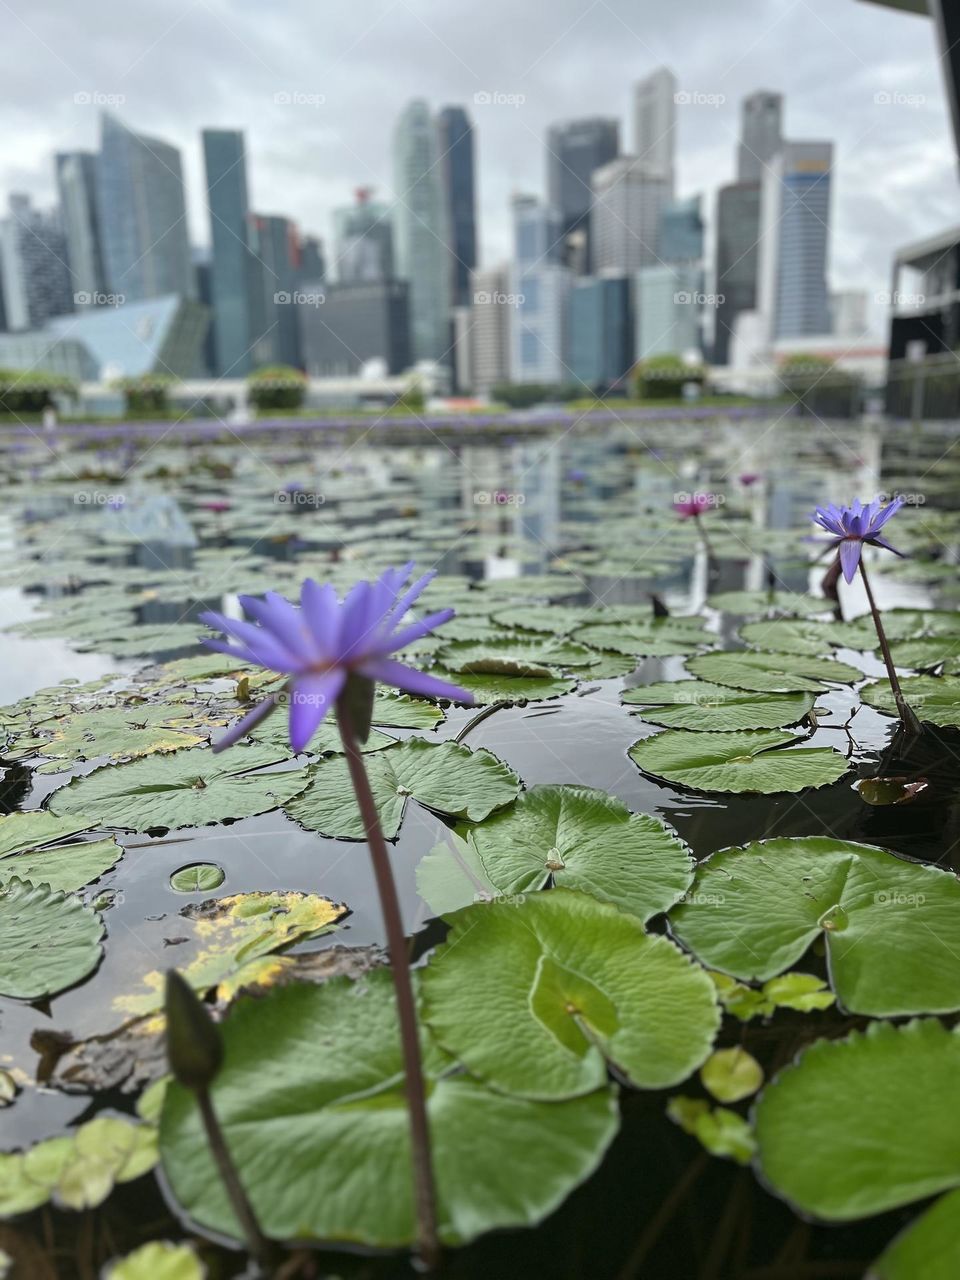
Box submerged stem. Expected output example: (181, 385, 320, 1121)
(196, 1089, 271, 1267)
(336, 701, 440, 1270)
(858, 558, 922, 737)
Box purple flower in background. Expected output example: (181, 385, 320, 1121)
(673, 493, 715, 519)
(200, 564, 472, 753)
(739, 472, 761, 487)
(812, 497, 905, 583)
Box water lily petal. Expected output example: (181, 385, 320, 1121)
(839, 538, 862, 583)
(360, 657, 472, 704)
(288, 670, 345, 753)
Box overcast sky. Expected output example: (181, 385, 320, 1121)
(2, 0, 957, 325)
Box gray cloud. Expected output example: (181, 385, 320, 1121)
(1, 0, 955, 319)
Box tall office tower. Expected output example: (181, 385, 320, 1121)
(298, 235, 325, 285)
(661, 195, 704, 264)
(202, 129, 257, 376)
(737, 90, 783, 183)
(249, 214, 301, 366)
(568, 274, 633, 390)
(633, 68, 677, 194)
(546, 117, 620, 268)
(713, 181, 762, 364)
(436, 106, 477, 307)
(0, 194, 73, 330)
(635, 263, 703, 359)
(509, 195, 572, 384)
(55, 152, 106, 305)
(469, 265, 511, 395)
(334, 190, 394, 284)
(392, 100, 451, 361)
(591, 157, 671, 275)
(298, 280, 411, 376)
(96, 114, 194, 303)
(758, 142, 833, 341)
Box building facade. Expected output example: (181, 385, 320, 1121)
(55, 152, 106, 306)
(333, 190, 394, 284)
(96, 114, 194, 304)
(509, 196, 572, 385)
(661, 195, 704, 263)
(249, 214, 302, 367)
(759, 141, 833, 341)
(469, 265, 511, 395)
(436, 106, 477, 308)
(202, 129, 258, 376)
(392, 100, 451, 361)
(633, 67, 677, 194)
(546, 117, 620, 267)
(591, 157, 671, 275)
(297, 280, 411, 377)
(737, 91, 783, 183)
(636, 263, 703, 360)
(713, 181, 762, 364)
(568, 274, 633, 390)
(0, 194, 73, 331)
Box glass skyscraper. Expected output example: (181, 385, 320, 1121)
(546, 117, 619, 269)
(202, 129, 257, 376)
(55, 152, 106, 305)
(96, 114, 194, 304)
(436, 106, 477, 308)
(392, 100, 451, 362)
(333, 191, 394, 284)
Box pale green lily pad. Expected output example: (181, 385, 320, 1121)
(9, 704, 207, 772)
(670, 836, 960, 1016)
(686, 650, 861, 693)
(0, 837, 122, 894)
(438, 637, 598, 670)
(754, 1019, 960, 1220)
(666, 1096, 756, 1165)
(160, 971, 619, 1247)
(48, 745, 308, 832)
(629, 729, 848, 794)
(421, 889, 720, 1100)
(573, 618, 707, 658)
(427, 665, 575, 705)
(738, 618, 836, 656)
(861, 675, 960, 727)
(622, 680, 814, 731)
(0, 812, 98, 858)
(417, 785, 692, 922)
(169, 863, 225, 893)
(286, 738, 520, 839)
(0, 877, 103, 999)
(104, 1241, 204, 1280)
(700, 1048, 763, 1102)
(706, 590, 829, 616)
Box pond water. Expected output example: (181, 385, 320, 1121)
(1, 410, 958, 1278)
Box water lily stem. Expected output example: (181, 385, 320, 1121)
(196, 1088, 271, 1268)
(336, 703, 440, 1271)
(858, 559, 922, 736)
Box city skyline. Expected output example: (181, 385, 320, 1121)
(1, 0, 954, 329)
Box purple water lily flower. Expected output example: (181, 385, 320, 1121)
(812, 497, 905, 583)
(199, 564, 472, 753)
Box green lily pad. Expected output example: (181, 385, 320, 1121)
(417, 785, 692, 922)
(491, 604, 590, 634)
(629, 729, 849, 794)
(0, 837, 122, 894)
(421, 889, 720, 1100)
(427, 665, 575, 705)
(9, 704, 207, 772)
(438, 637, 598, 671)
(700, 1048, 763, 1102)
(0, 877, 104, 999)
(104, 1242, 204, 1280)
(169, 863, 225, 893)
(0, 812, 98, 858)
(48, 745, 308, 832)
(622, 680, 815, 731)
(160, 971, 619, 1247)
(670, 836, 960, 1015)
(286, 738, 520, 839)
(754, 1019, 960, 1220)
(870, 1188, 960, 1280)
(666, 1096, 756, 1165)
(686, 650, 861, 693)
(706, 590, 829, 617)
(861, 675, 960, 727)
(738, 618, 836, 656)
(573, 618, 707, 658)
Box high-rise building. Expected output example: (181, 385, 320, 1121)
(250, 214, 301, 367)
(469, 265, 511, 396)
(568, 274, 633, 390)
(738, 91, 783, 182)
(392, 100, 451, 361)
(713, 181, 762, 365)
(333, 190, 394, 284)
(591, 157, 671, 276)
(633, 68, 677, 193)
(436, 106, 477, 308)
(831, 289, 870, 338)
(546, 117, 620, 267)
(298, 280, 411, 376)
(202, 129, 258, 376)
(96, 114, 194, 304)
(636, 263, 703, 360)
(55, 152, 106, 306)
(0, 194, 73, 331)
(298, 235, 325, 285)
(661, 195, 704, 264)
(509, 195, 572, 385)
(758, 141, 833, 341)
